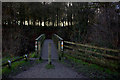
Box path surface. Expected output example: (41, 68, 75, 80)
(41, 39, 58, 60)
(12, 39, 85, 78)
(13, 61, 85, 78)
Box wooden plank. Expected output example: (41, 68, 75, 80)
(35, 34, 45, 41)
(64, 41, 120, 53)
(64, 45, 119, 60)
(64, 53, 118, 71)
(78, 49, 119, 60)
(2, 56, 24, 67)
(64, 46, 73, 50)
(54, 34, 63, 41)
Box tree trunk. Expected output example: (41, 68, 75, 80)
(44, 18, 45, 26)
(24, 19, 25, 26)
(47, 20, 49, 26)
(40, 20, 42, 27)
(33, 19, 36, 26)
(8, 19, 11, 25)
(37, 20, 39, 26)
(63, 19, 64, 27)
(57, 8, 59, 27)
(27, 18, 29, 26)
(68, 19, 69, 27)
(71, 14, 72, 27)
(52, 20, 54, 27)
(15, 19, 18, 25)
(4, 20, 6, 25)
(38, 21, 39, 26)
(20, 20, 22, 26)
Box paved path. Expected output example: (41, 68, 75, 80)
(12, 39, 86, 78)
(13, 61, 85, 78)
(41, 39, 58, 60)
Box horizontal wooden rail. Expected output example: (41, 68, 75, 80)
(2, 57, 22, 67)
(64, 53, 118, 71)
(2, 55, 28, 67)
(64, 41, 120, 53)
(35, 34, 45, 41)
(64, 45, 119, 60)
(78, 49, 119, 60)
(54, 34, 63, 41)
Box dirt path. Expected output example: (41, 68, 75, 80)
(13, 60, 86, 78)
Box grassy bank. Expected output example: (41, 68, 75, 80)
(2, 55, 42, 78)
(60, 53, 119, 79)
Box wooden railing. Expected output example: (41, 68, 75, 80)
(64, 41, 120, 71)
(35, 34, 46, 60)
(64, 41, 119, 53)
(52, 34, 63, 60)
(2, 34, 46, 68)
(52, 34, 63, 50)
(2, 54, 28, 68)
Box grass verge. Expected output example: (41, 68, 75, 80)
(29, 52, 38, 58)
(61, 53, 119, 79)
(45, 63, 55, 69)
(2, 58, 43, 78)
(2, 60, 27, 76)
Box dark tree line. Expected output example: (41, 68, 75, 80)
(2, 2, 120, 56)
(2, 2, 74, 27)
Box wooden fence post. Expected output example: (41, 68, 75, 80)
(38, 41, 41, 60)
(35, 40, 38, 55)
(48, 43, 51, 65)
(61, 40, 64, 57)
(8, 60, 11, 68)
(58, 41, 61, 60)
(24, 54, 28, 61)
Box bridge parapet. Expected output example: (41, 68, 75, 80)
(35, 34, 45, 60)
(52, 34, 64, 60)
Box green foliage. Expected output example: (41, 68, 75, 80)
(58, 52, 63, 58)
(66, 49, 118, 71)
(45, 64, 55, 69)
(2, 56, 22, 64)
(2, 57, 11, 63)
(2, 67, 11, 75)
(2, 60, 26, 75)
(29, 52, 38, 58)
(63, 53, 119, 75)
(2, 57, 44, 77)
(64, 53, 88, 65)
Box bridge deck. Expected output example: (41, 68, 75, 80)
(41, 39, 58, 60)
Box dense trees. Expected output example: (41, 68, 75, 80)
(2, 2, 119, 28)
(2, 2, 120, 56)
